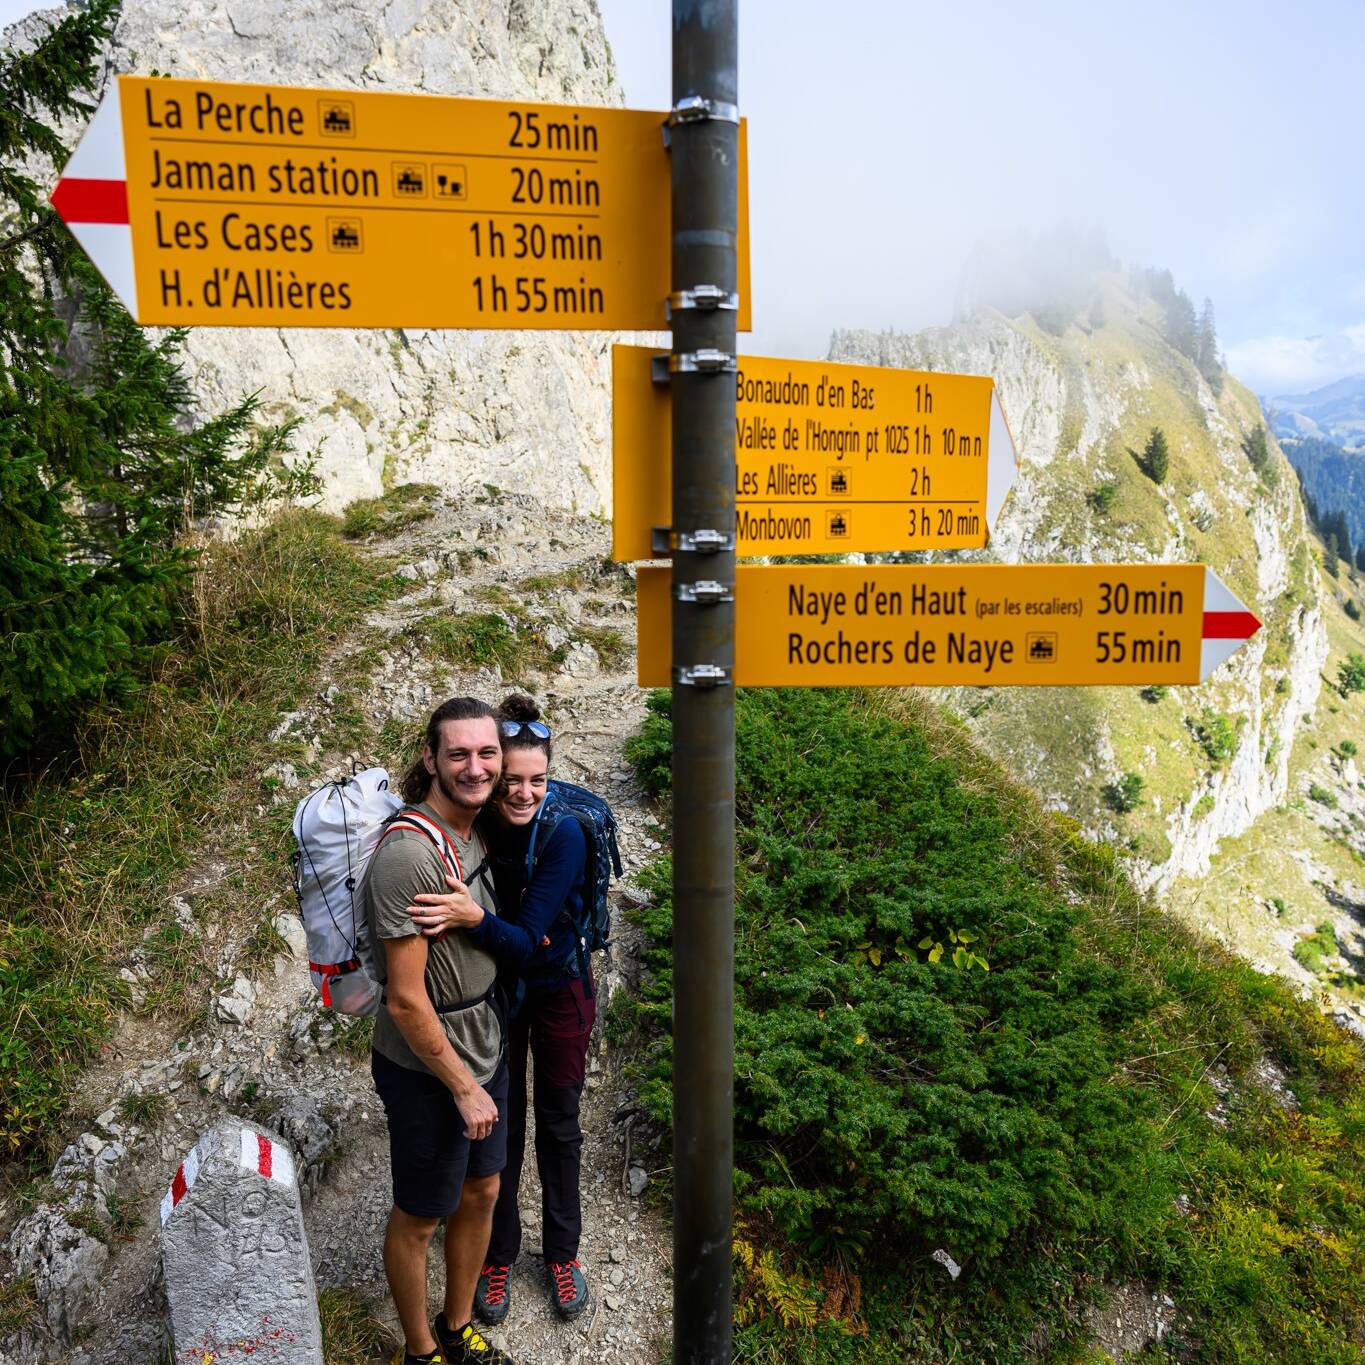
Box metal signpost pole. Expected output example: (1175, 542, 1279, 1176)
(669, 0, 738, 1359)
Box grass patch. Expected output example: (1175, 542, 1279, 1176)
(340, 482, 439, 539)
(414, 611, 530, 675)
(624, 687, 1365, 1363)
(117, 1091, 170, 1127)
(0, 510, 401, 1170)
(520, 565, 590, 594)
(0, 1274, 37, 1335)
(574, 623, 629, 669)
(318, 1286, 392, 1364)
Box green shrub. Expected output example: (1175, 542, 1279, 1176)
(1140, 684, 1169, 703)
(1345, 598, 1361, 622)
(1340, 740, 1358, 758)
(1293, 922, 1339, 974)
(1107, 771, 1145, 813)
(1338, 653, 1365, 695)
(1191, 708, 1239, 763)
(1088, 481, 1118, 514)
(626, 688, 1365, 1361)
(1309, 783, 1338, 808)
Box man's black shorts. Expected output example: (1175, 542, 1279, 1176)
(371, 1050, 510, 1218)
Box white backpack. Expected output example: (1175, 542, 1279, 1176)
(291, 768, 465, 1014)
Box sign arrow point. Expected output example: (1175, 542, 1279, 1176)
(1201, 567, 1261, 681)
(48, 80, 139, 318)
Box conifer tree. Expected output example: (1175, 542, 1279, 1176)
(1327, 508, 1353, 570)
(1163, 289, 1198, 360)
(1142, 427, 1170, 484)
(1, 3, 291, 763)
(1326, 534, 1340, 579)
(1195, 297, 1223, 394)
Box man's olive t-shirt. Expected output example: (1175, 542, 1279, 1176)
(364, 802, 501, 1084)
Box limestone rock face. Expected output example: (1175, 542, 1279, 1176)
(101, 0, 628, 513)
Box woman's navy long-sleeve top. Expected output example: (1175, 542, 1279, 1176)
(469, 813, 586, 995)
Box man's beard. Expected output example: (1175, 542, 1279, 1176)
(435, 768, 489, 809)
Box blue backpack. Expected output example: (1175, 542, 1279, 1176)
(526, 779, 623, 995)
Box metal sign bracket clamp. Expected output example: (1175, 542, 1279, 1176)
(650, 349, 738, 385)
(661, 95, 741, 148)
(674, 580, 734, 604)
(650, 526, 736, 556)
(666, 285, 740, 320)
(673, 664, 732, 688)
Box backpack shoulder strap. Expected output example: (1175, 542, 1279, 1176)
(377, 808, 464, 883)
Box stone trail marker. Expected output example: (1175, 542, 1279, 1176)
(612, 343, 1020, 558)
(160, 1121, 323, 1363)
(49, 75, 751, 331)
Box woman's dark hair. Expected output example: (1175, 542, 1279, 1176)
(399, 696, 498, 804)
(497, 692, 552, 763)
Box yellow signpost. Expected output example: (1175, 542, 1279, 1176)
(612, 345, 1017, 559)
(636, 563, 1260, 688)
(50, 76, 750, 330)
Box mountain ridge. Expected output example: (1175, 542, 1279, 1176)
(1268, 372, 1365, 449)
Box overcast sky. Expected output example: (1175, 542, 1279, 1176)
(597, 0, 1364, 399)
(5, 0, 1359, 397)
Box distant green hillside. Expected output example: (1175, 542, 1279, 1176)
(625, 687, 1364, 1363)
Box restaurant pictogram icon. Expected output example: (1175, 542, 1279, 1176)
(433, 164, 468, 200)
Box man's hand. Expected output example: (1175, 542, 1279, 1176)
(406, 874, 482, 937)
(453, 1081, 499, 1141)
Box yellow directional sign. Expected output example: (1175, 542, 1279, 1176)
(612, 346, 1017, 559)
(637, 563, 1261, 687)
(51, 76, 751, 330)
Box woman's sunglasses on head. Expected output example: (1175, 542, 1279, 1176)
(500, 719, 551, 740)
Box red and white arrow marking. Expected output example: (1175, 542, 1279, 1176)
(1201, 567, 1261, 681)
(48, 81, 139, 317)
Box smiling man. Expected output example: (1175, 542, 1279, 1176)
(364, 696, 514, 1365)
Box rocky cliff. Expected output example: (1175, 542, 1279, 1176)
(831, 279, 1328, 893)
(25, 0, 632, 514)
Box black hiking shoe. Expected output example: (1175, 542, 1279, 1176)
(473, 1261, 512, 1326)
(546, 1258, 590, 1319)
(434, 1313, 514, 1364)
(389, 1349, 442, 1365)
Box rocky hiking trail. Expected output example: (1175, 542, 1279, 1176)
(2, 489, 674, 1365)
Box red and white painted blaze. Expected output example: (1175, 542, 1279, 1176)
(47, 80, 138, 316)
(1200, 568, 1261, 681)
(160, 1142, 202, 1226)
(240, 1128, 296, 1189)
